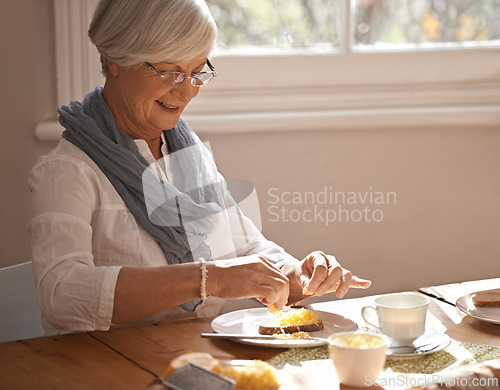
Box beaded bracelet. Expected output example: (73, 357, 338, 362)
(199, 258, 208, 301)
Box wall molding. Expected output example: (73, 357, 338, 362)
(35, 104, 500, 141)
(185, 81, 500, 115)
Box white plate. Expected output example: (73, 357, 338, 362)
(387, 330, 451, 358)
(456, 288, 500, 325)
(210, 307, 357, 348)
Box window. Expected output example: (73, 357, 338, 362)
(183, 0, 500, 132)
(209, 0, 341, 52)
(209, 0, 500, 51)
(37, 0, 500, 141)
(352, 0, 500, 48)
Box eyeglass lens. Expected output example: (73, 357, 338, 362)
(145, 61, 215, 87)
(163, 73, 213, 87)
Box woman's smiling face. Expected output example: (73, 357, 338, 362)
(103, 56, 206, 140)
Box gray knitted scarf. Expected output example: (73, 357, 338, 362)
(59, 86, 226, 311)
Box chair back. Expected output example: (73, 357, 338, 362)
(0, 261, 45, 342)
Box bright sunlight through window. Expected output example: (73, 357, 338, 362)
(208, 0, 500, 53)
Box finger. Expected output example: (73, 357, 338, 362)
(317, 261, 343, 293)
(249, 261, 289, 308)
(325, 254, 341, 268)
(241, 255, 289, 290)
(248, 258, 289, 308)
(326, 274, 372, 295)
(272, 290, 288, 311)
(257, 256, 289, 282)
(349, 276, 372, 289)
(299, 252, 317, 278)
(314, 260, 345, 296)
(299, 255, 315, 294)
(303, 253, 330, 294)
(313, 266, 345, 296)
(272, 274, 290, 310)
(299, 273, 313, 295)
(335, 270, 352, 298)
(254, 278, 288, 310)
(254, 286, 276, 307)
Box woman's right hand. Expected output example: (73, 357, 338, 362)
(207, 255, 289, 311)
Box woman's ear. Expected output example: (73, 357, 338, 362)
(107, 59, 120, 77)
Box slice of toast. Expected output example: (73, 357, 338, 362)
(472, 291, 500, 307)
(258, 308, 324, 335)
(258, 320, 324, 335)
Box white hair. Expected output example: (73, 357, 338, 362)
(88, 0, 217, 76)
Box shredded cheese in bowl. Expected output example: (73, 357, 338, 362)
(330, 333, 386, 348)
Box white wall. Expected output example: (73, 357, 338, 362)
(201, 126, 500, 300)
(1, 1, 498, 300)
(0, 0, 58, 267)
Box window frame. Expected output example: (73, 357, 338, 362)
(36, 0, 500, 141)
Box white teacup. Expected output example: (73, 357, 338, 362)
(361, 293, 430, 346)
(328, 332, 388, 387)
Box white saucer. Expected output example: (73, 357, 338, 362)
(386, 330, 451, 358)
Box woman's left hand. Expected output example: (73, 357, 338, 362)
(283, 251, 371, 304)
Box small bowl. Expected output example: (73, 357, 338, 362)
(328, 332, 388, 387)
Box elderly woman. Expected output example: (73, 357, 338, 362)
(28, 0, 370, 333)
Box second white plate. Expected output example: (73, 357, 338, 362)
(210, 307, 357, 348)
(456, 288, 500, 325)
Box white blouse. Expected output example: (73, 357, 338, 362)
(28, 135, 296, 334)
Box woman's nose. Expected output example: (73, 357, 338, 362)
(172, 78, 195, 102)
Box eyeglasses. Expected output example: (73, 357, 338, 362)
(143, 59, 217, 87)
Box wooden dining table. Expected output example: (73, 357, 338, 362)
(1, 278, 499, 390)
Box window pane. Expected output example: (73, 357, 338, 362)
(352, 0, 500, 48)
(207, 0, 341, 52)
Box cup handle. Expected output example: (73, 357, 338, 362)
(361, 306, 380, 329)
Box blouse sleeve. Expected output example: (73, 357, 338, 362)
(28, 155, 121, 331)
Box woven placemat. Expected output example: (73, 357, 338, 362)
(266, 341, 500, 375)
